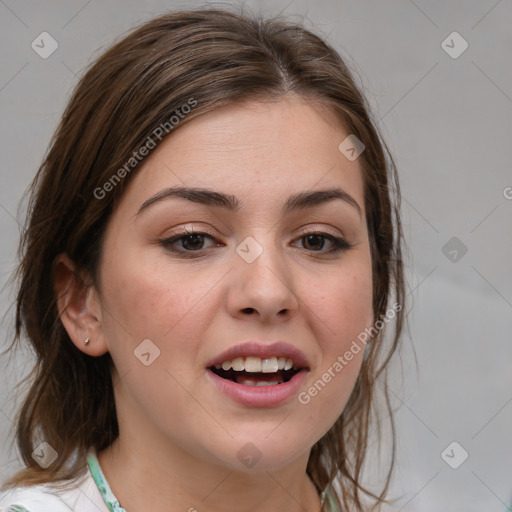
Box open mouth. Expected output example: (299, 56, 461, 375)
(209, 366, 302, 386)
(208, 356, 305, 386)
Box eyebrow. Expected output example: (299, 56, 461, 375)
(136, 185, 362, 219)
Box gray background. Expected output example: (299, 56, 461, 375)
(1, 1, 511, 510)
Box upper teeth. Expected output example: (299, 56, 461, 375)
(215, 356, 295, 373)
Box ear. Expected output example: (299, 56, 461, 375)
(53, 253, 109, 357)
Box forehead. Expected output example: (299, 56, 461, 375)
(118, 96, 366, 217)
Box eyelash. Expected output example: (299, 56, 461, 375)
(159, 228, 352, 258)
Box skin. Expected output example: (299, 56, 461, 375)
(54, 94, 374, 512)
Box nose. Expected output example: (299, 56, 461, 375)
(226, 235, 299, 323)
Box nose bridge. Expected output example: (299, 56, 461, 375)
(235, 232, 283, 280)
(229, 232, 298, 319)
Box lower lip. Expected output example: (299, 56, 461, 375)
(205, 368, 308, 408)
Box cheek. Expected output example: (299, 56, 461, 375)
(312, 254, 374, 346)
(296, 254, 372, 427)
(328, 257, 373, 372)
(99, 245, 226, 379)
(98, 248, 196, 361)
(98, 251, 211, 414)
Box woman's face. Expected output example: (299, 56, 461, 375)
(92, 95, 374, 471)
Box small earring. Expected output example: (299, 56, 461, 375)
(84, 338, 90, 346)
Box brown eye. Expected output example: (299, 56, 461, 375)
(294, 231, 351, 254)
(178, 233, 207, 251)
(160, 229, 220, 257)
(302, 234, 326, 251)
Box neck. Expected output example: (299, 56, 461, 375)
(97, 436, 322, 512)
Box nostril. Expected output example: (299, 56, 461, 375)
(242, 308, 256, 314)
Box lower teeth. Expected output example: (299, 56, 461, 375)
(238, 379, 283, 386)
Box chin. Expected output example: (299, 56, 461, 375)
(211, 435, 311, 473)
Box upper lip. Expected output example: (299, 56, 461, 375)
(206, 341, 310, 369)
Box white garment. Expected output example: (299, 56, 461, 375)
(0, 458, 109, 512)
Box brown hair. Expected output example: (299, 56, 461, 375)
(1, 6, 406, 511)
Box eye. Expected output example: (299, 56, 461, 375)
(159, 228, 220, 256)
(293, 231, 352, 254)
